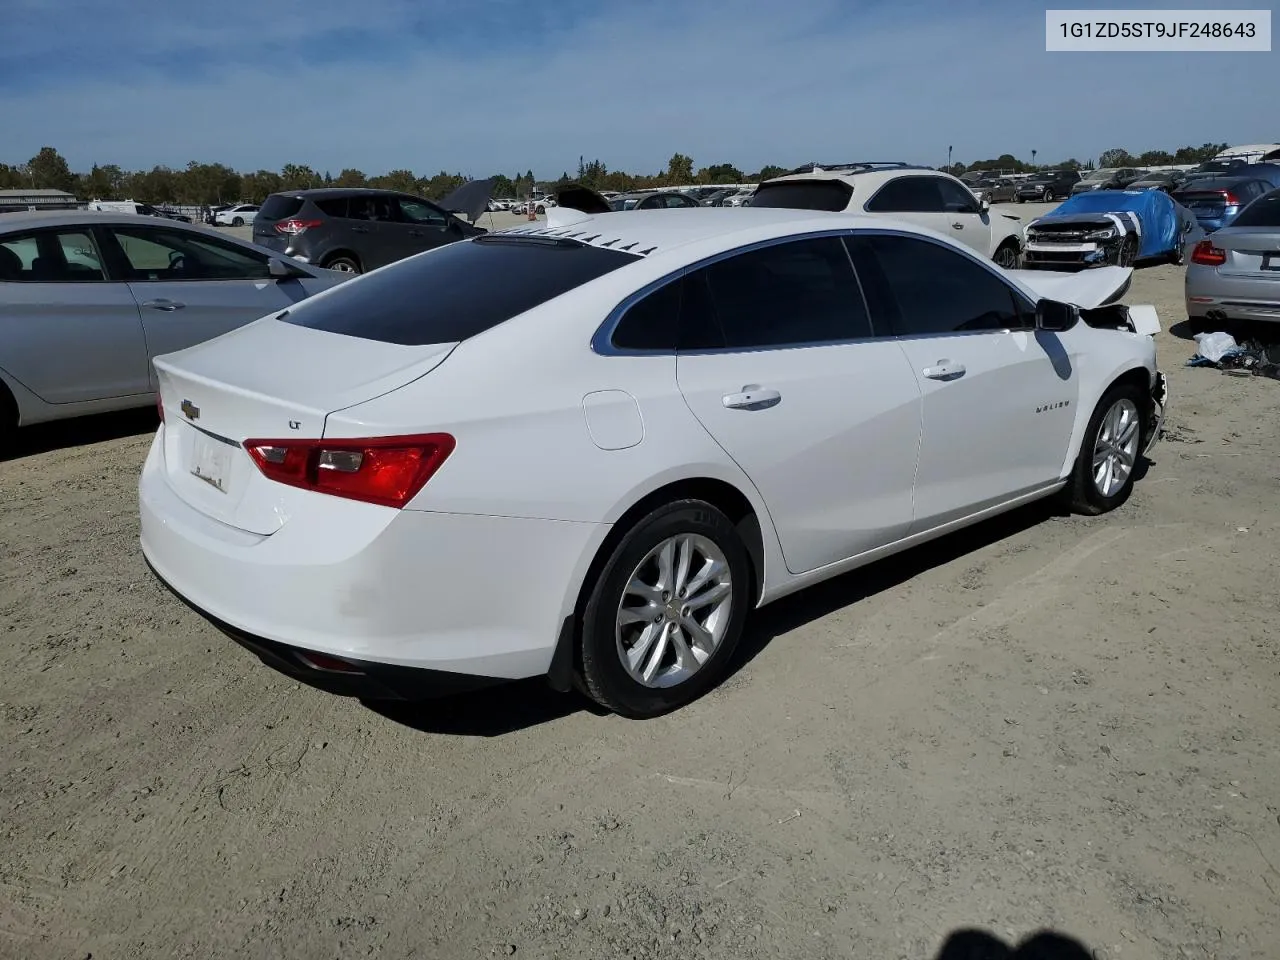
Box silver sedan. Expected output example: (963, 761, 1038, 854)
(0, 211, 350, 449)
(1185, 188, 1280, 328)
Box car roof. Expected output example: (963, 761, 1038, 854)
(765, 166, 940, 187)
(495, 206, 925, 258)
(1175, 176, 1267, 190)
(270, 188, 413, 199)
(0, 210, 227, 234)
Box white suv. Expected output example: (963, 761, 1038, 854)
(749, 163, 1024, 268)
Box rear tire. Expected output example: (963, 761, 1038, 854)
(578, 500, 751, 719)
(232, 217, 244, 227)
(993, 240, 1020, 269)
(0, 382, 17, 458)
(323, 255, 361, 274)
(1064, 383, 1146, 516)
(1044, 189, 1056, 203)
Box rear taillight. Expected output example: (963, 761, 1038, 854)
(243, 434, 455, 508)
(1191, 240, 1226, 266)
(274, 218, 323, 235)
(1217, 190, 1240, 206)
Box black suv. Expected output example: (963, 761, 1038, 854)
(1015, 170, 1082, 203)
(253, 188, 486, 274)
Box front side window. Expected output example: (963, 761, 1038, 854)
(937, 178, 980, 213)
(347, 196, 396, 221)
(110, 226, 270, 281)
(850, 234, 1026, 336)
(864, 177, 944, 213)
(0, 229, 106, 282)
(397, 198, 448, 227)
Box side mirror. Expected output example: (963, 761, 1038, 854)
(268, 258, 300, 280)
(1035, 298, 1079, 332)
(979, 197, 991, 213)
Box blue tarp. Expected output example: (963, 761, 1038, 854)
(1040, 190, 1185, 259)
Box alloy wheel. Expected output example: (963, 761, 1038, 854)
(616, 534, 733, 689)
(1092, 398, 1140, 498)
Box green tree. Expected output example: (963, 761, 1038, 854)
(752, 165, 787, 181)
(489, 173, 515, 197)
(280, 163, 320, 190)
(27, 146, 75, 192)
(697, 162, 744, 184)
(334, 168, 367, 187)
(665, 153, 694, 185)
(240, 170, 283, 202)
(0, 163, 25, 189)
(1098, 147, 1134, 167)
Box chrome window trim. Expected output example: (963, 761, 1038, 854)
(591, 227, 1035, 356)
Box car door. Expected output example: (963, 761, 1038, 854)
(342, 195, 401, 269)
(102, 224, 313, 387)
(0, 225, 149, 403)
(666, 235, 923, 574)
(390, 196, 457, 260)
(865, 176, 989, 258)
(847, 232, 1079, 533)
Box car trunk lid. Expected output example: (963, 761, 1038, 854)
(153, 317, 456, 534)
(252, 194, 308, 248)
(1210, 227, 1280, 276)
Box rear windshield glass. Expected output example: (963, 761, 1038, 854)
(1230, 191, 1280, 227)
(747, 180, 853, 212)
(281, 236, 640, 345)
(258, 195, 304, 220)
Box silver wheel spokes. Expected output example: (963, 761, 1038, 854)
(1092, 398, 1140, 497)
(617, 534, 733, 689)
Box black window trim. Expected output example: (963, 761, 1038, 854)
(101, 222, 274, 283)
(592, 227, 1037, 356)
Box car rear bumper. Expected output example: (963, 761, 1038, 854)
(1186, 269, 1280, 323)
(138, 429, 603, 688)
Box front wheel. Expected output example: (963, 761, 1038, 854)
(1043, 190, 1056, 203)
(579, 500, 752, 718)
(993, 241, 1020, 269)
(1063, 384, 1145, 515)
(1116, 235, 1137, 267)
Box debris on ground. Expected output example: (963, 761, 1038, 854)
(1186, 332, 1280, 380)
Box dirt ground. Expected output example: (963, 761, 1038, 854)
(2, 259, 1278, 960)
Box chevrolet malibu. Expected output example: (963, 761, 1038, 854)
(139, 208, 1168, 719)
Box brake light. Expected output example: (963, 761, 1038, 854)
(243, 434, 455, 508)
(274, 218, 323, 235)
(1191, 240, 1226, 266)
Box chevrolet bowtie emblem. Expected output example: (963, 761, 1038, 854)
(180, 399, 200, 420)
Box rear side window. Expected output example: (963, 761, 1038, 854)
(259, 196, 303, 220)
(315, 198, 349, 217)
(282, 236, 640, 345)
(1230, 189, 1280, 226)
(748, 180, 853, 212)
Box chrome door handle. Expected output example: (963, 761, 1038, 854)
(142, 299, 185, 311)
(351, 226, 369, 233)
(922, 361, 965, 380)
(722, 386, 781, 410)
(952, 222, 965, 229)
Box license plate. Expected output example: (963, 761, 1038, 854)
(1263, 253, 1280, 271)
(190, 431, 232, 494)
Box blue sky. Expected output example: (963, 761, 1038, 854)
(1, 0, 1274, 177)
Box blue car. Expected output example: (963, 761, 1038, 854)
(1172, 176, 1274, 232)
(1022, 189, 1204, 270)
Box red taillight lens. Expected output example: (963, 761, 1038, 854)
(243, 434, 455, 508)
(1219, 191, 1240, 206)
(1191, 240, 1227, 266)
(274, 218, 323, 235)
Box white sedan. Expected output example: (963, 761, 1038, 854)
(139, 207, 1167, 718)
(214, 204, 260, 226)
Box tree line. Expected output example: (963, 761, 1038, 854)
(0, 143, 1235, 206)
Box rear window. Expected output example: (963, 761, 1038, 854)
(258, 195, 305, 220)
(1230, 191, 1280, 227)
(748, 180, 853, 212)
(281, 235, 640, 345)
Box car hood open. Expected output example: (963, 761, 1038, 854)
(1004, 265, 1133, 309)
(438, 177, 497, 223)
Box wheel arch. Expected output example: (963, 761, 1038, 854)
(546, 475, 769, 693)
(1060, 362, 1154, 477)
(321, 249, 362, 271)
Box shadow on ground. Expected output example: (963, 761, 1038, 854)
(3, 407, 158, 461)
(935, 927, 1092, 959)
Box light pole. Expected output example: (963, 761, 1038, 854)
(947, 145, 953, 172)
(1031, 149, 1038, 170)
